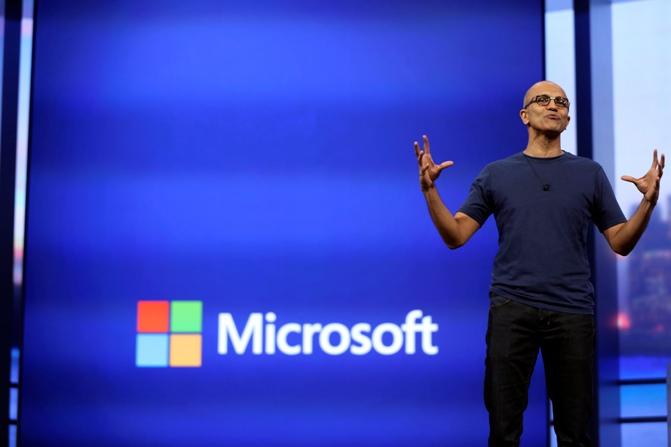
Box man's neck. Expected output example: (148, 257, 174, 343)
(523, 132, 563, 158)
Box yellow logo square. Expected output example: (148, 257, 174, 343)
(169, 334, 202, 367)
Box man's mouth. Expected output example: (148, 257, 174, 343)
(546, 114, 560, 120)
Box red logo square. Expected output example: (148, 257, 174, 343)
(137, 301, 170, 333)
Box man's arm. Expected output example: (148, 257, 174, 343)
(603, 149, 665, 256)
(603, 199, 654, 256)
(414, 135, 480, 249)
(423, 187, 480, 249)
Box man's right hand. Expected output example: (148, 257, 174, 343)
(413, 134, 454, 191)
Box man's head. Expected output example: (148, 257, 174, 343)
(519, 81, 570, 136)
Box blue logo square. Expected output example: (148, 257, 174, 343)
(136, 334, 169, 367)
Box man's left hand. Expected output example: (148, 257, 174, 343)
(621, 149, 665, 204)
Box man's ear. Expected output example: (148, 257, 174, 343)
(563, 114, 571, 130)
(519, 109, 530, 126)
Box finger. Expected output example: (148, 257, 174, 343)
(436, 161, 455, 172)
(413, 141, 420, 158)
(658, 153, 665, 178)
(423, 134, 431, 155)
(652, 149, 658, 168)
(417, 150, 425, 166)
(421, 152, 434, 166)
(621, 175, 638, 184)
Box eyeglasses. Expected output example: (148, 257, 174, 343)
(524, 94, 570, 109)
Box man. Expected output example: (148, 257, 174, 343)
(413, 80, 664, 447)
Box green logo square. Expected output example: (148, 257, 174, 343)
(170, 301, 202, 333)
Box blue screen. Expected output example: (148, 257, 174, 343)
(20, 1, 545, 446)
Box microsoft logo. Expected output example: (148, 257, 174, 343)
(135, 300, 203, 368)
(134, 302, 438, 365)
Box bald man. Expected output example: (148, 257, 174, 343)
(413, 81, 664, 447)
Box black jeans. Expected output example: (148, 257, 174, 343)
(485, 296, 595, 447)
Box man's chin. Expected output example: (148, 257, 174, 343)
(541, 128, 562, 138)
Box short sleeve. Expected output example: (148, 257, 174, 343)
(592, 166, 627, 232)
(458, 166, 494, 226)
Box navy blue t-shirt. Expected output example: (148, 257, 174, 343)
(458, 151, 626, 314)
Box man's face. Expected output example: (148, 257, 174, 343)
(519, 82, 570, 134)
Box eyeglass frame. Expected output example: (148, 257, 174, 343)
(524, 94, 570, 109)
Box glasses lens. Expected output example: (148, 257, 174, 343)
(535, 95, 551, 106)
(554, 97, 569, 108)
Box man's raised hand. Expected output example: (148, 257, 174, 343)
(413, 134, 454, 191)
(621, 149, 665, 204)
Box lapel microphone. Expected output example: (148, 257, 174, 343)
(523, 153, 552, 192)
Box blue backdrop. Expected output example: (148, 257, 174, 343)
(20, 1, 545, 446)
